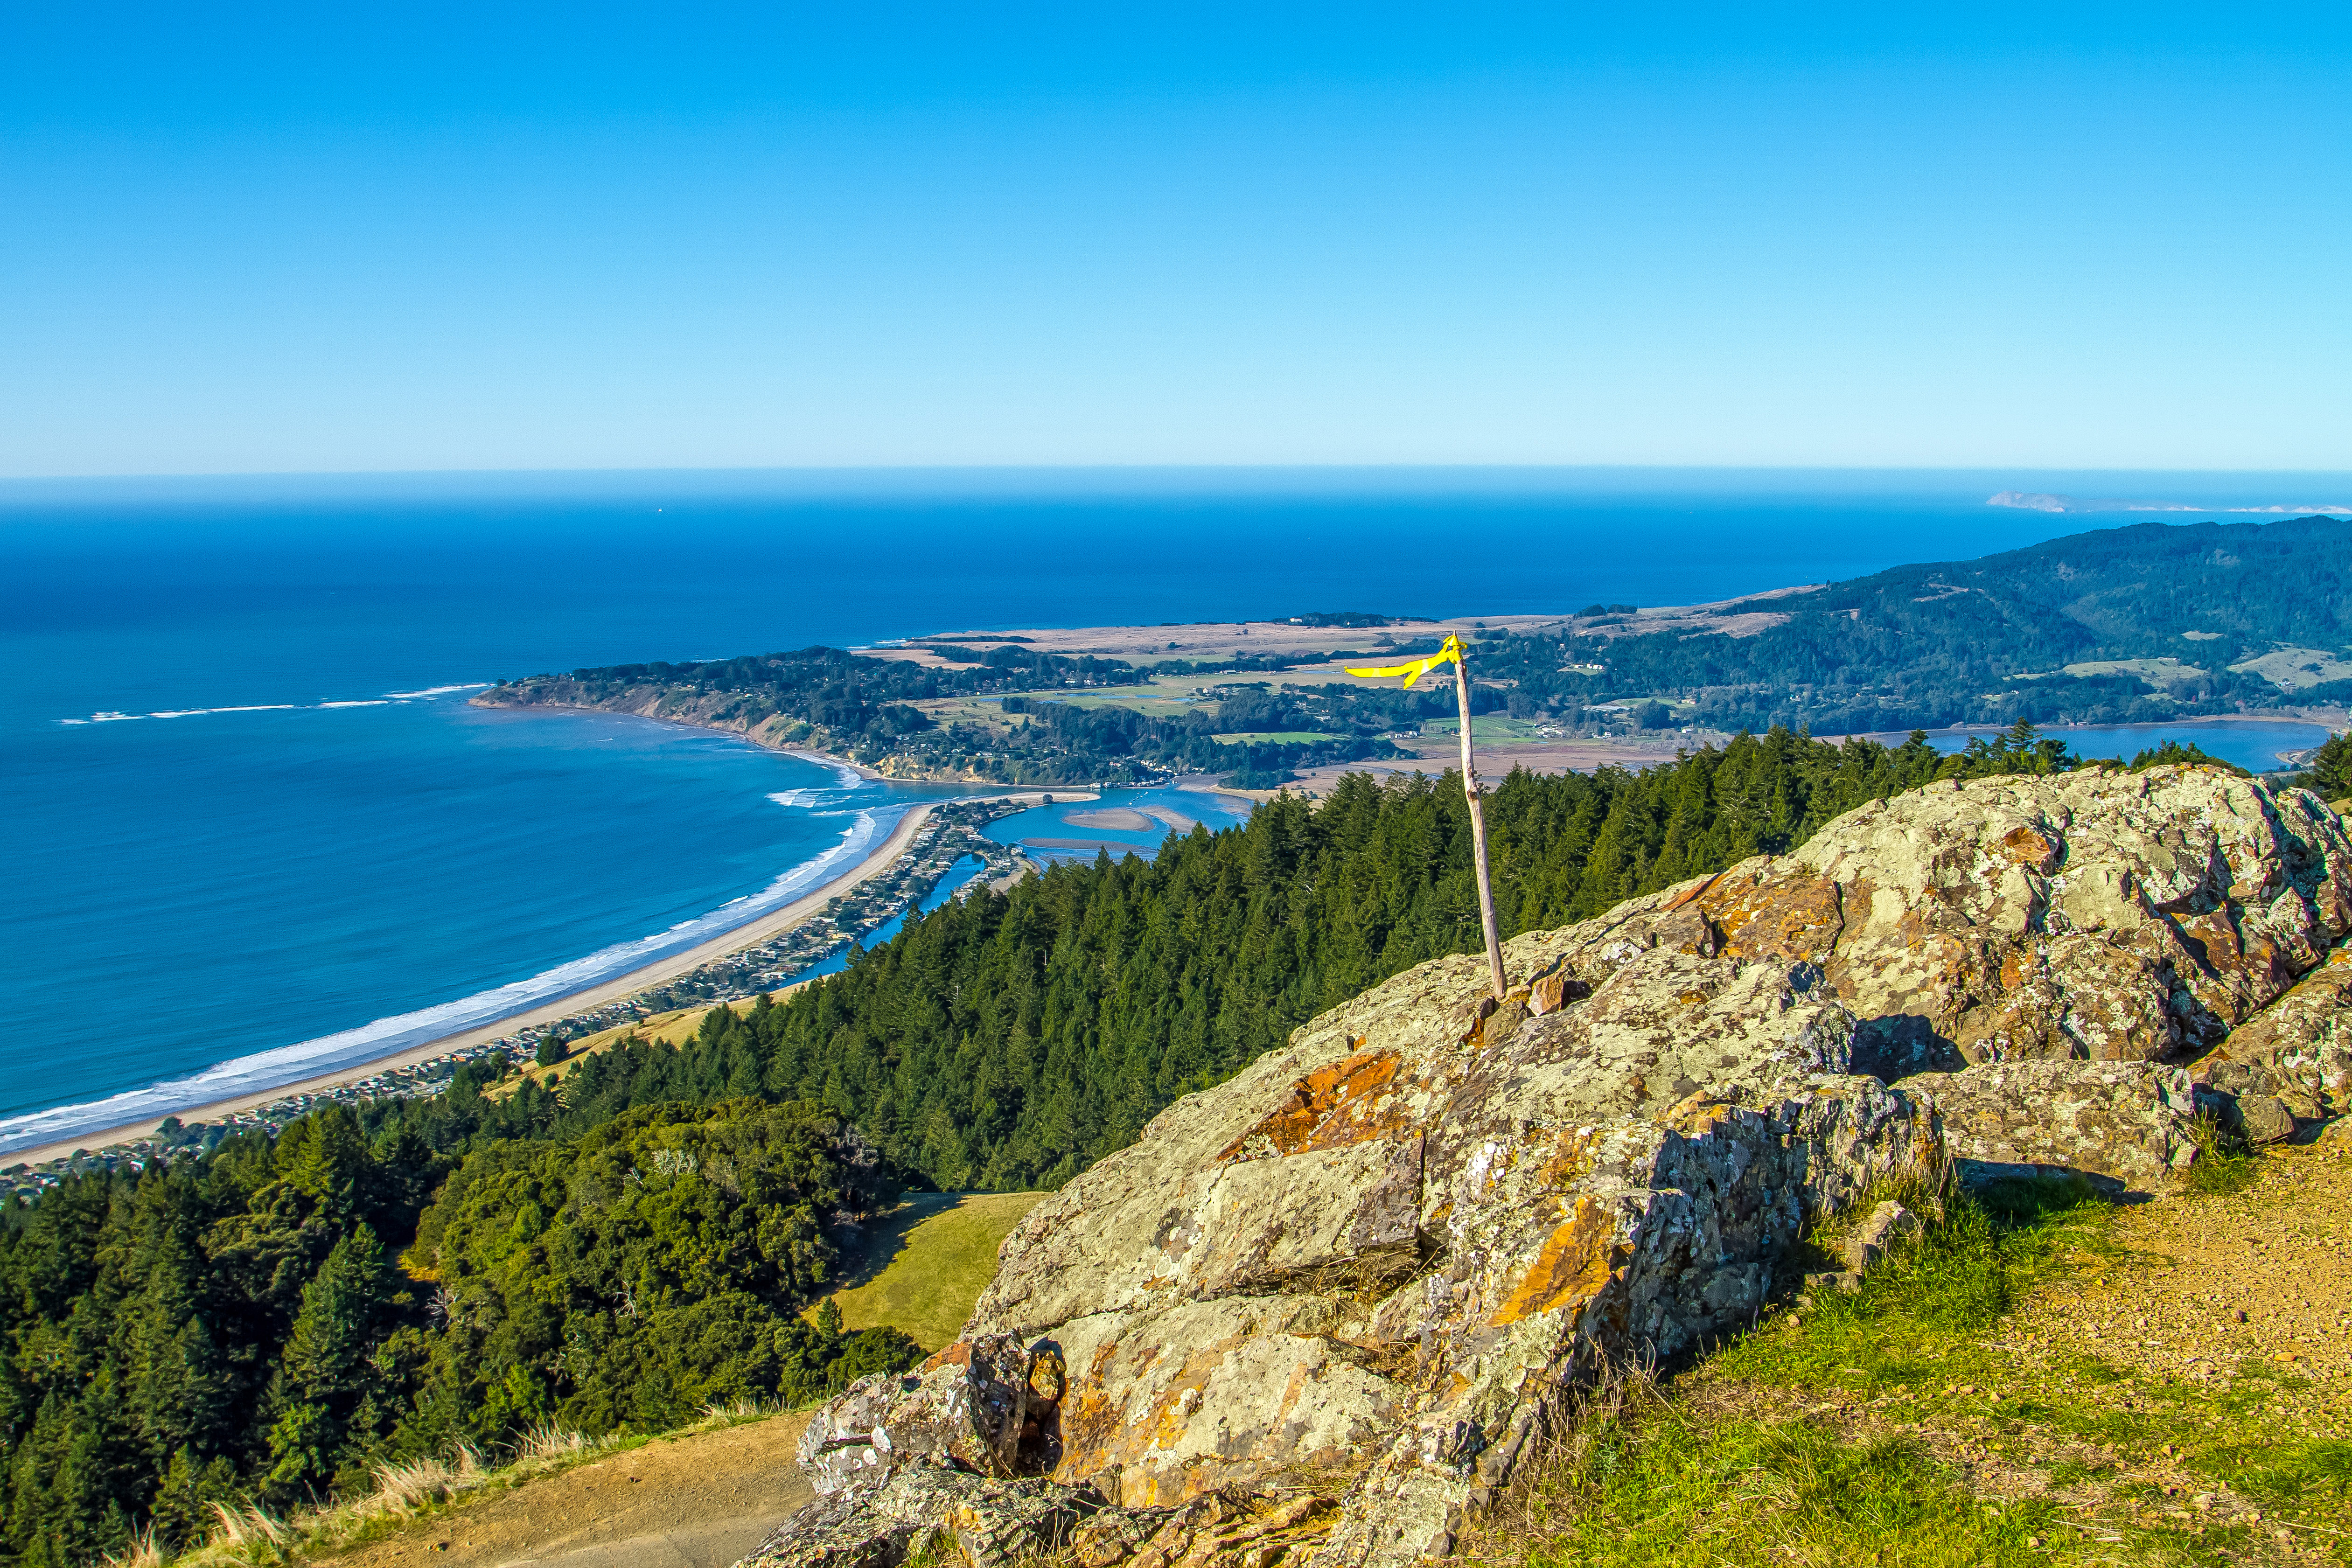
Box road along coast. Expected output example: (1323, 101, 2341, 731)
(7, 802, 964, 1171)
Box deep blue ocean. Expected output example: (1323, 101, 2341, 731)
(2, 468, 2338, 1154)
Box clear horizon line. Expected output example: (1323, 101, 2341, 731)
(7, 460, 2352, 488)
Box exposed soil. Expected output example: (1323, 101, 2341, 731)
(320, 1415, 810, 1568)
(2013, 1132, 2352, 1391)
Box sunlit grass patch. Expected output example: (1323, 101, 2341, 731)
(2181, 1113, 2259, 1197)
(1505, 1390, 2087, 1568)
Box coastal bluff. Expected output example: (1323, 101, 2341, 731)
(744, 766, 2352, 1568)
(474, 674, 839, 759)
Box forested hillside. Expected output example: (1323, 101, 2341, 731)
(0, 726, 2221, 1564)
(0, 1100, 915, 1567)
(1473, 514, 2352, 734)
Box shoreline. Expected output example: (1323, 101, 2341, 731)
(476, 693, 1264, 808)
(5, 803, 943, 1170)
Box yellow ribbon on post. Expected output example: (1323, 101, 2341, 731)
(1344, 634, 1463, 689)
(1340, 631, 1506, 1000)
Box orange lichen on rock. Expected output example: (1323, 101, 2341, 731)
(1697, 869, 1845, 962)
(1214, 1045, 1407, 1162)
(1490, 1196, 1622, 1327)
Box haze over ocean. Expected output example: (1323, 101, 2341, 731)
(0, 468, 2338, 1150)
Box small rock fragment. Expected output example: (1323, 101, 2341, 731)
(1843, 1200, 1920, 1275)
(2236, 1093, 2298, 1145)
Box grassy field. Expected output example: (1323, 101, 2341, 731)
(823, 1192, 1053, 1352)
(495, 1001, 747, 1097)
(1420, 715, 1571, 741)
(1212, 730, 1341, 743)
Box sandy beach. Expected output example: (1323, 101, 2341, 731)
(7, 804, 942, 1169)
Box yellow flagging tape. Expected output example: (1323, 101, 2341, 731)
(1344, 634, 1464, 690)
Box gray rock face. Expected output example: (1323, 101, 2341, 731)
(797, 1335, 1041, 1496)
(750, 768, 2352, 1568)
(2191, 937, 2352, 1121)
(1844, 1200, 1921, 1274)
(1897, 1059, 2203, 1193)
(743, 1462, 1112, 1568)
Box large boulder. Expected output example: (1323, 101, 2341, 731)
(752, 767, 2352, 1568)
(776, 934, 1935, 1565)
(2191, 935, 2352, 1123)
(1897, 1059, 2202, 1193)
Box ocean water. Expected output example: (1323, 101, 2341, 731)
(4, 468, 2340, 1153)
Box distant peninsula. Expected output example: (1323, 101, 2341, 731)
(1990, 489, 2352, 515)
(478, 515, 2352, 792)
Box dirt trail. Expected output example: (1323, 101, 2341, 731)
(323, 1415, 810, 1568)
(2011, 1133, 2352, 1390)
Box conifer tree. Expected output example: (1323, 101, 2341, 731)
(262, 1224, 390, 1498)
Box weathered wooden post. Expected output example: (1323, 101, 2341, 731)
(1347, 633, 1508, 999)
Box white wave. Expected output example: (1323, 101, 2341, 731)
(147, 704, 300, 719)
(60, 689, 478, 725)
(0, 808, 901, 1157)
(768, 789, 813, 807)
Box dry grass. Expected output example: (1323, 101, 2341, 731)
(823, 1192, 1052, 1351)
(101, 1524, 168, 1568)
(511, 1424, 589, 1464)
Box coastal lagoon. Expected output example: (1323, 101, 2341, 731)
(796, 785, 1255, 983)
(5, 468, 2341, 1151)
(1917, 720, 2329, 775)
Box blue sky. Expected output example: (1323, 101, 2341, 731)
(3, 4, 2346, 475)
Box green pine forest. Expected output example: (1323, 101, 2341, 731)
(0, 726, 2282, 1564)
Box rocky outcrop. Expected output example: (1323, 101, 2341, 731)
(747, 768, 2352, 1568)
(1530, 767, 2352, 1076)
(758, 933, 1932, 1568)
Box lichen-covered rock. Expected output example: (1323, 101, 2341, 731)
(1897, 1059, 2202, 1193)
(751, 769, 2352, 1568)
(1513, 768, 2352, 1074)
(2192, 936, 2352, 1121)
(739, 1461, 1111, 1568)
(1073, 1489, 1337, 1568)
(939, 930, 1939, 1560)
(2237, 1093, 2299, 1144)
